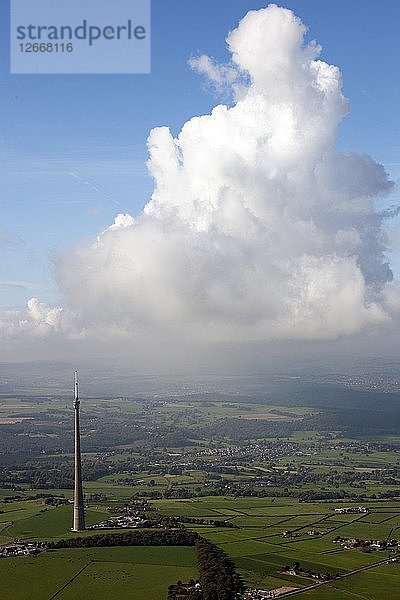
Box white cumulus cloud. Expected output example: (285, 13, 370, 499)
(1, 3, 397, 348)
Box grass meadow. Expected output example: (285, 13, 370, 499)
(154, 496, 400, 598)
(0, 546, 198, 600)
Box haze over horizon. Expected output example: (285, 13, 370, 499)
(1, 2, 399, 371)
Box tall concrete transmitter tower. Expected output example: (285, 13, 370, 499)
(72, 371, 85, 532)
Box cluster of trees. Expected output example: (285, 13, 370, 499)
(43, 496, 70, 506)
(197, 402, 400, 441)
(131, 483, 373, 502)
(47, 529, 199, 549)
(0, 459, 109, 489)
(195, 538, 244, 600)
(300, 407, 400, 436)
(167, 539, 244, 600)
(265, 467, 400, 488)
(207, 483, 371, 502)
(0, 422, 62, 455)
(133, 488, 199, 500)
(168, 580, 201, 599)
(375, 489, 400, 499)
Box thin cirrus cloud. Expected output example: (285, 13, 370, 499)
(1, 4, 398, 349)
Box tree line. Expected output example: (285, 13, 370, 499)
(167, 538, 244, 600)
(47, 529, 199, 549)
(195, 538, 244, 600)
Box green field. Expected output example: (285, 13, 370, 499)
(6, 494, 399, 598)
(153, 496, 400, 598)
(0, 546, 198, 600)
(1, 504, 109, 542)
(296, 562, 400, 599)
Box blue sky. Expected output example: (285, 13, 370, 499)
(0, 0, 399, 309)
